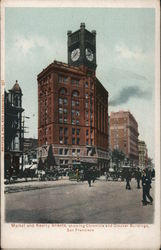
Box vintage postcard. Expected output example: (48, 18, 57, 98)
(1, 0, 160, 249)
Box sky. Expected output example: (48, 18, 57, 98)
(5, 7, 155, 159)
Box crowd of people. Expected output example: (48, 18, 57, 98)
(123, 167, 154, 206)
(74, 166, 154, 207)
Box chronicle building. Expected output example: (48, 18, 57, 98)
(37, 23, 109, 171)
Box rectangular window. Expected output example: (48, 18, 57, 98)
(76, 129, 80, 135)
(59, 148, 63, 155)
(72, 138, 75, 145)
(64, 108, 67, 114)
(64, 137, 68, 144)
(58, 75, 63, 83)
(85, 82, 88, 88)
(59, 107, 63, 114)
(72, 128, 75, 135)
(64, 149, 68, 155)
(86, 139, 88, 145)
(72, 110, 75, 115)
(91, 139, 93, 145)
(72, 100, 75, 107)
(76, 101, 79, 106)
(59, 118, 63, 123)
(86, 121, 89, 126)
(72, 120, 75, 125)
(85, 93, 88, 99)
(59, 98, 63, 105)
(65, 160, 68, 164)
(76, 80, 79, 86)
(59, 137, 63, 144)
(76, 110, 80, 116)
(86, 129, 88, 136)
(59, 127, 63, 135)
(64, 118, 67, 124)
(72, 149, 75, 155)
(64, 98, 68, 105)
(64, 127, 68, 136)
(85, 102, 88, 108)
(77, 149, 80, 155)
(77, 138, 80, 145)
(64, 76, 68, 83)
(76, 120, 79, 125)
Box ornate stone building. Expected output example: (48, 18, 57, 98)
(37, 23, 109, 171)
(5, 81, 24, 177)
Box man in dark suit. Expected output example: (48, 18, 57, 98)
(142, 169, 153, 206)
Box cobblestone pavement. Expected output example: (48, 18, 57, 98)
(5, 178, 154, 224)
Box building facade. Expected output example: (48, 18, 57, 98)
(23, 138, 38, 165)
(138, 140, 148, 168)
(5, 80, 24, 177)
(37, 23, 109, 171)
(110, 110, 139, 164)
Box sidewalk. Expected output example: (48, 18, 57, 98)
(4, 176, 76, 194)
(4, 176, 109, 194)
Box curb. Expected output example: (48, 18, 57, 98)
(5, 180, 85, 194)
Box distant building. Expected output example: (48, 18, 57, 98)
(23, 138, 38, 165)
(5, 80, 24, 177)
(138, 140, 148, 168)
(37, 23, 109, 171)
(110, 110, 139, 164)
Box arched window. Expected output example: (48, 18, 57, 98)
(72, 90, 79, 97)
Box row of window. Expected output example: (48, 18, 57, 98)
(59, 138, 93, 146)
(59, 136, 80, 145)
(59, 148, 80, 155)
(59, 127, 92, 136)
(58, 75, 94, 89)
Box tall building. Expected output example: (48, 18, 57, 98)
(138, 140, 148, 168)
(37, 23, 109, 171)
(110, 110, 139, 164)
(5, 80, 24, 177)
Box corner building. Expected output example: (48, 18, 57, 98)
(38, 23, 109, 171)
(110, 111, 139, 164)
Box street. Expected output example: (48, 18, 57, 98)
(5, 178, 154, 224)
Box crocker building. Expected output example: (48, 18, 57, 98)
(37, 23, 109, 171)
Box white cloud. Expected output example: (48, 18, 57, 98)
(115, 43, 146, 61)
(14, 35, 50, 55)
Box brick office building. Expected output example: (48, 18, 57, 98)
(37, 23, 109, 171)
(110, 110, 139, 164)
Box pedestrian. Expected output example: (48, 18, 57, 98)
(92, 168, 96, 183)
(142, 169, 153, 206)
(125, 169, 131, 190)
(135, 167, 141, 189)
(76, 168, 80, 182)
(86, 168, 92, 187)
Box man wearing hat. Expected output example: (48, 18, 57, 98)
(141, 169, 153, 206)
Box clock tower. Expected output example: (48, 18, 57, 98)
(67, 23, 97, 70)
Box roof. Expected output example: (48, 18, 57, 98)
(12, 80, 22, 93)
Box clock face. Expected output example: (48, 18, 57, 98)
(85, 48, 94, 62)
(71, 48, 80, 62)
